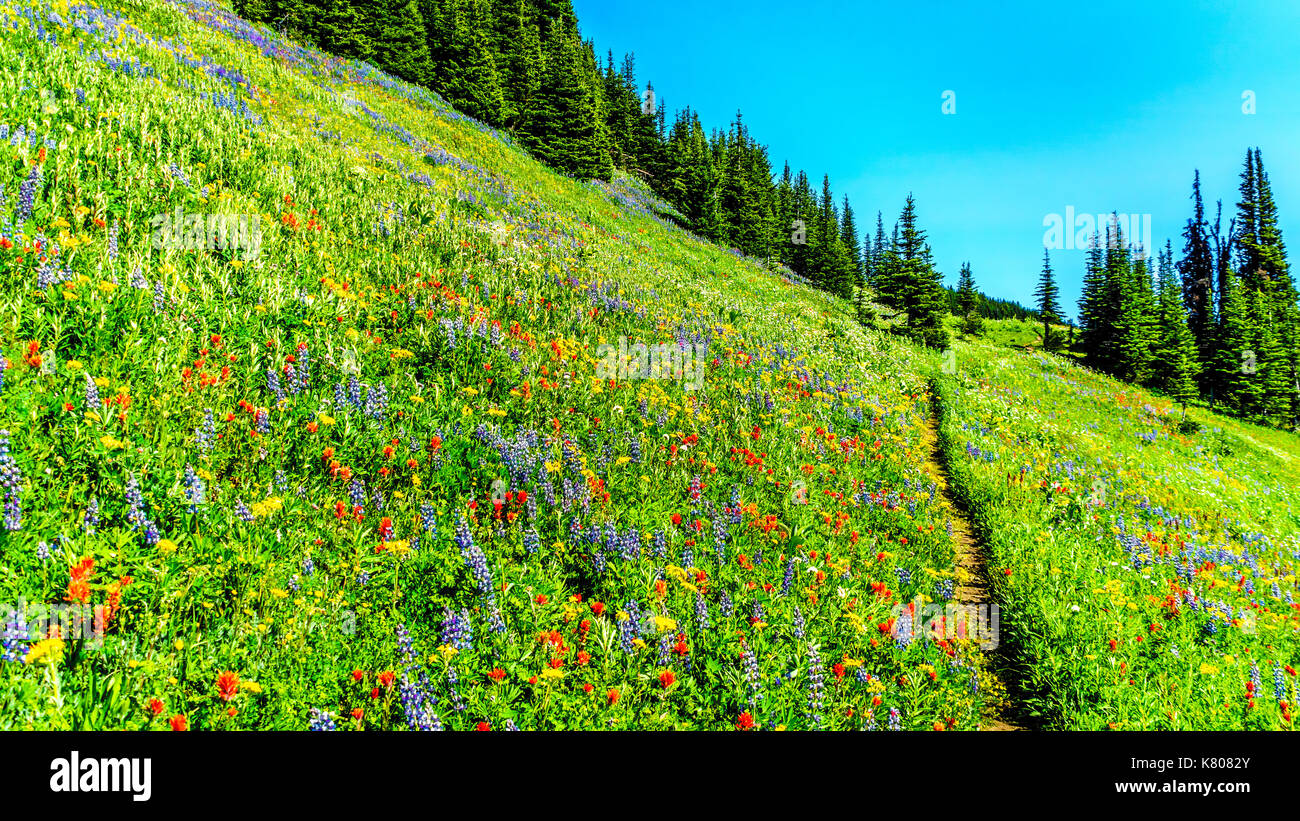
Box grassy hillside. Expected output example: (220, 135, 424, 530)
(0, 0, 1294, 730)
(935, 342, 1300, 729)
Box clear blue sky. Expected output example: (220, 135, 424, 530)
(572, 0, 1300, 318)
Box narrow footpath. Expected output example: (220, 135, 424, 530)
(919, 390, 1035, 731)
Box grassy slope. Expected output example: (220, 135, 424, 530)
(0, 0, 984, 730)
(0, 0, 1294, 731)
(936, 340, 1300, 729)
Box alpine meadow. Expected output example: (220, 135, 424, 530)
(1, 0, 1299, 738)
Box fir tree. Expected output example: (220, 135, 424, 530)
(1034, 248, 1062, 351)
(369, 0, 433, 86)
(1154, 241, 1199, 405)
(892, 194, 948, 348)
(1178, 170, 1216, 393)
(956, 261, 984, 336)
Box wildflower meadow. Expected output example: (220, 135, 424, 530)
(0, 0, 1295, 734)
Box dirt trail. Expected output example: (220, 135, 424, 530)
(918, 399, 1032, 731)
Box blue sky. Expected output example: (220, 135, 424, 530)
(571, 0, 1300, 317)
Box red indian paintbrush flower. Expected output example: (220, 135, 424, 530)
(216, 671, 240, 702)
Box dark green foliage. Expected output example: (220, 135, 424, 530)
(371, 0, 433, 85)
(955, 261, 984, 336)
(1078, 149, 1299, 431)
(886, 194, 948, 348)
(1034, 248, 1062, 350)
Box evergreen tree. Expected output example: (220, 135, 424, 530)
(493, 0, 543, 130)
(369, 0, 433, 85)
(1178, 170, 1216, 392)
(520, 15, 612, 179)
(1034, 248, 1062, 351)
(840, 195, 862, 289)
(956, 261, 984, 336)
(892, 194, 948, 348)
(423, 0, 505, 124)
(1077, 232, 1103, 361)
(1114, 248, 1159, 386)
(1154, 241, 1199, 404)
(665, 108, 719, 239)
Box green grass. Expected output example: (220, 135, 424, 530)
(0, 0, 1294, 732)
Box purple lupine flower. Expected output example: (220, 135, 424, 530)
(894, 607, 914, 649)
(806, 643, 825, 727)
(456, 515, 493, 597)
(620, 525, 639, 561)
(84, 373, 100, 412)
(440, 607, 473, 651)
(657, 633, 672, 666)
(308, 708, 338, 731)
(107, 219, 119, 260)
(195, 408, 215, 452)
(234, 498, 254, 523)
(83, 497, 99, 535)
(183, 464, 204, 513)
(1, 607, 29, 664)
(741, 643, 761, 706)
(486, 598, 506, 634)
(266, 368, 283, 402)
(0, 431, 22, 531)
(719, 590, 733, 617)
(694, 593, 710, 633)
(14, 165, 41, 223)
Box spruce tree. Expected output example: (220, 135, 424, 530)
(1034, 248, 1062, 351)
(1078, 231, 1109, 368)
(1178, 170, 1217, 393)
(893, 194, 948, 348)
(369, 0, 433, 85)
(840, 195, 862, 290)
(1214, 268, 1255, 416)
(1155, 241, 1199, 405)
(957, 261, 984, 336)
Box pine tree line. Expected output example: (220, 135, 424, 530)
(1075, 148, 1299, 429)
(230, 0, 970, 347)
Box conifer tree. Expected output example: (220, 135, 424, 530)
(1034, 248, 1062, 351)
(1078, 232, 1108, 366)
(1178, 170, 1217, 392)
(370, 0, 433, 85)
(1155, 241, 1199, 404)
(1213, 267, 1255, 415)
(956, 261, 984, 336)
(520, 15, 612, 179)
(840, 195, 862, 290)
(893, 194, 948, 348)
